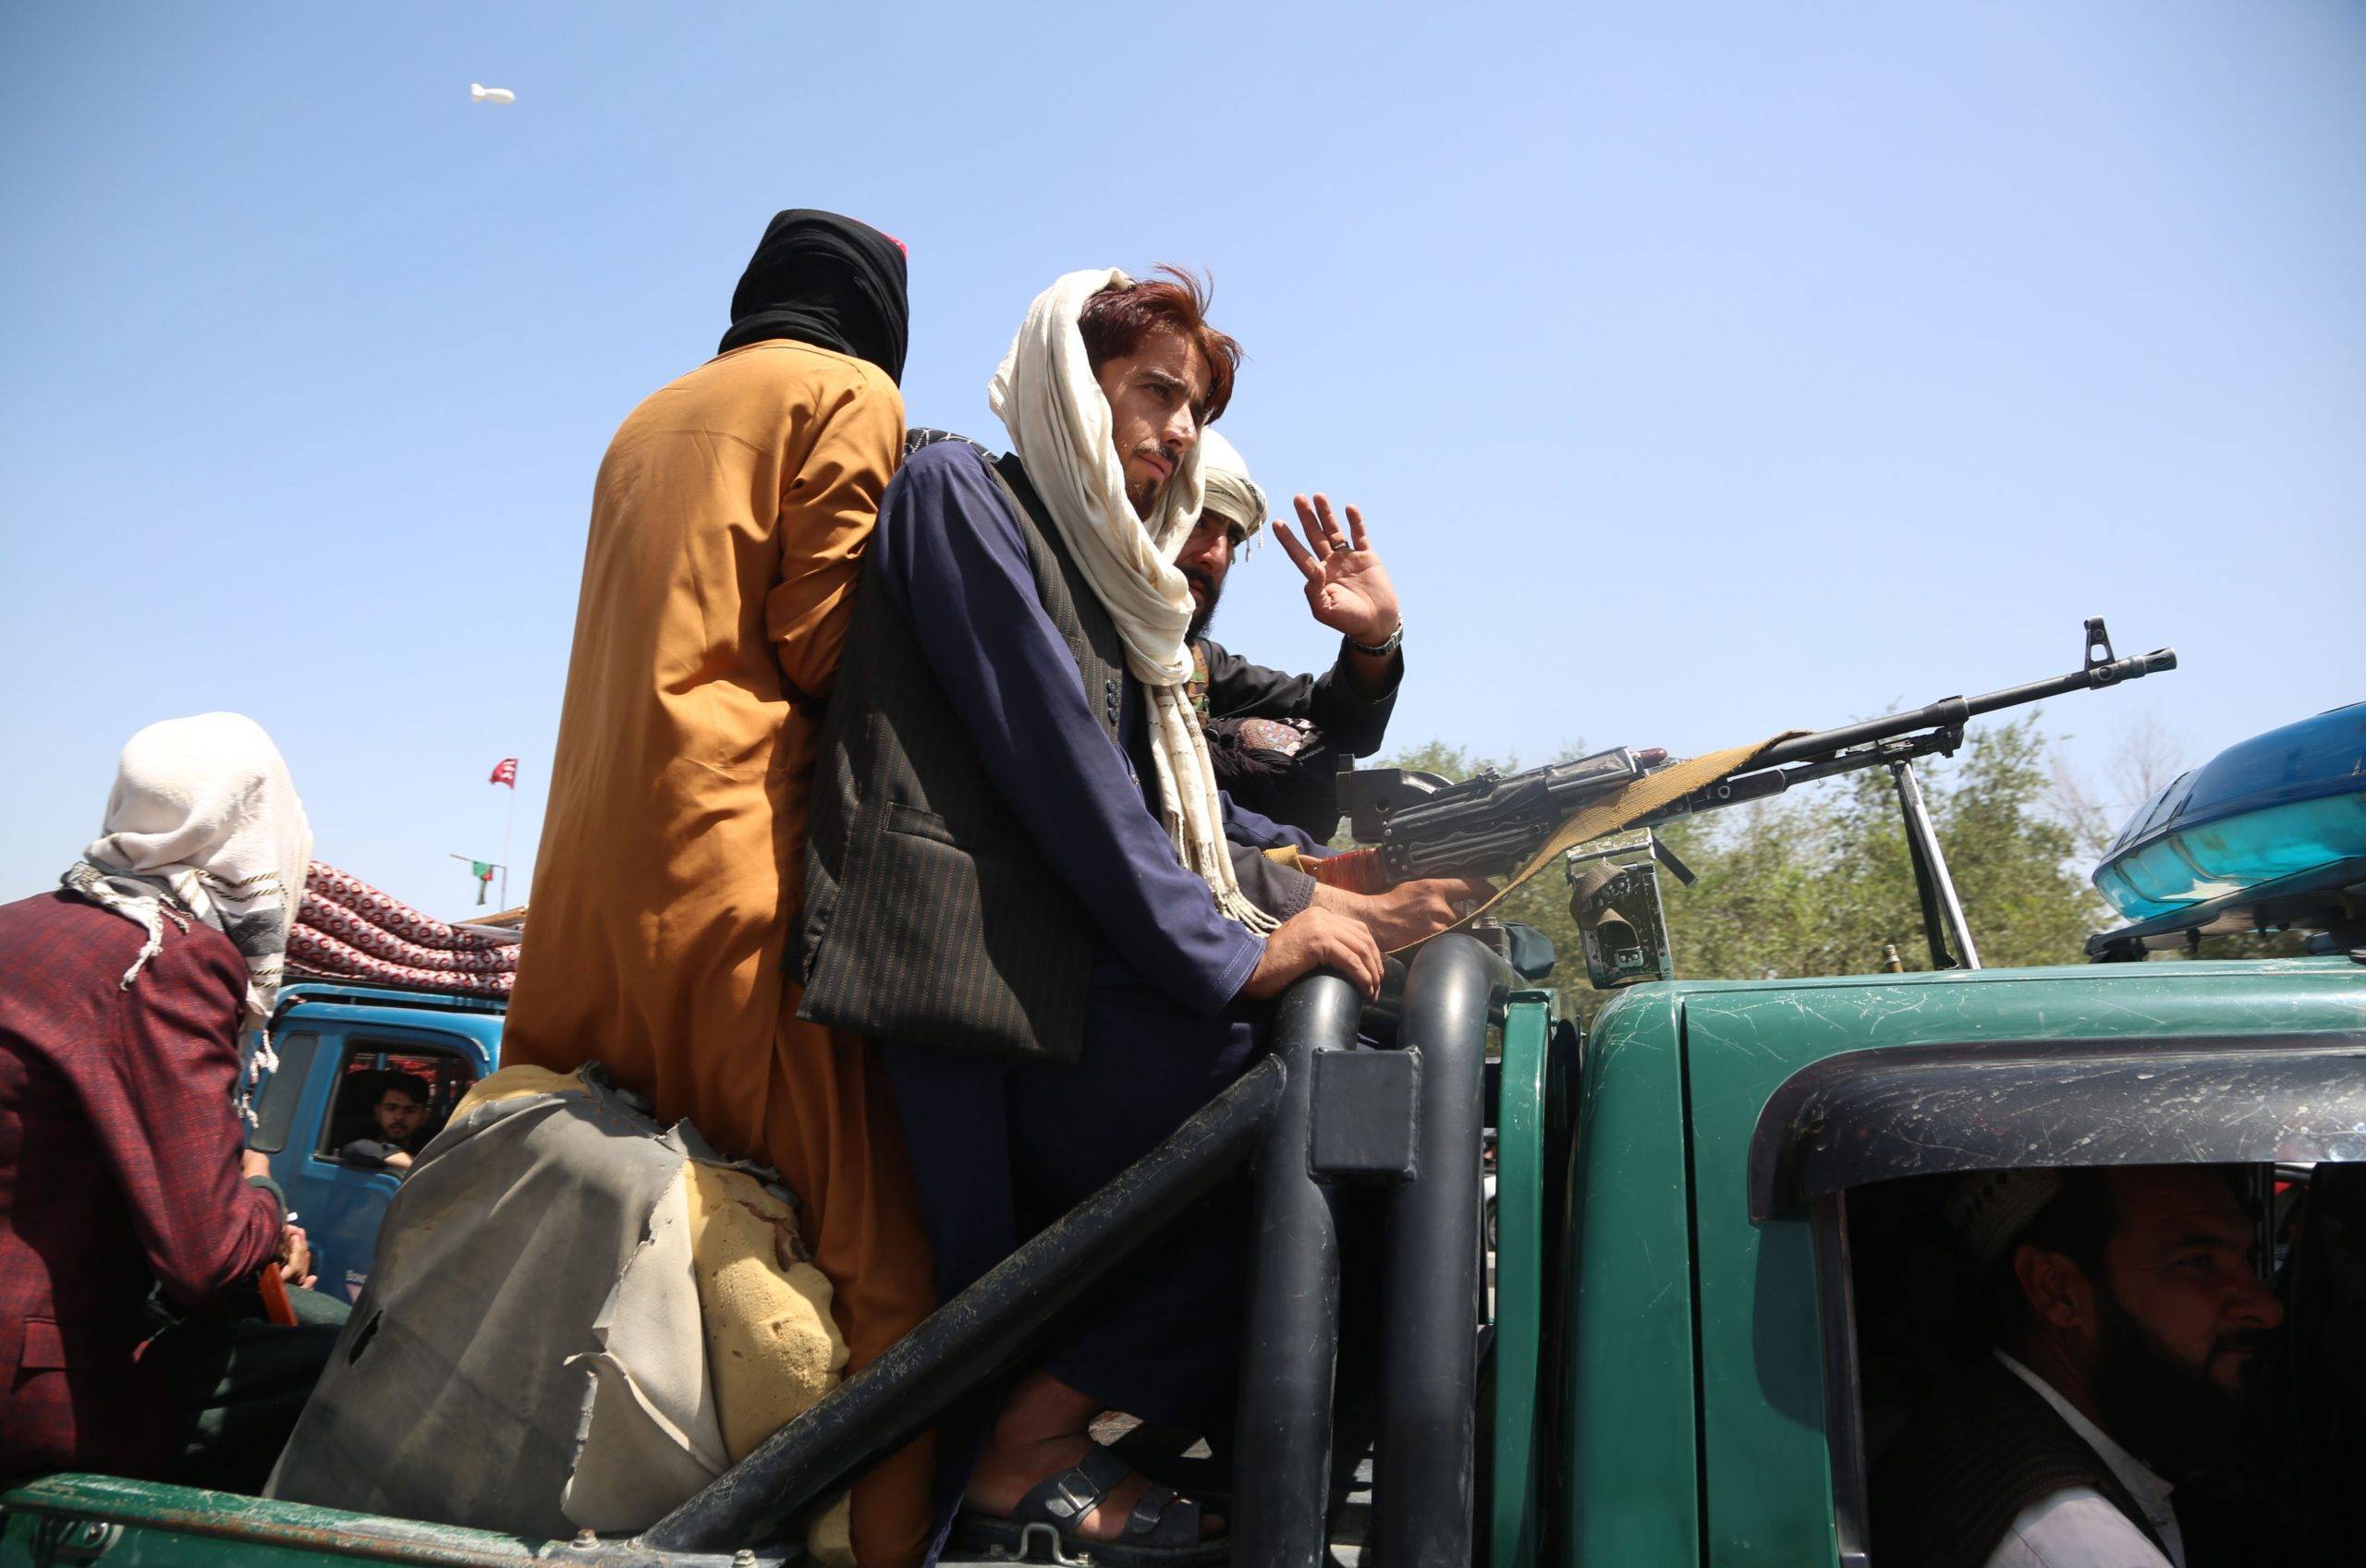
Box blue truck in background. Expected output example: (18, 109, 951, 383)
(240, 979, 506, 1303)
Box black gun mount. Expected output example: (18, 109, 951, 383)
(1340, 745, 1670, 882)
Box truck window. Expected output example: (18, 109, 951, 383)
(1840, 1162, 2359, 1564)
(1747, 1033, 2366, 1563)
(246, 1029, 318, 1154)
(319, 1038, 479, 1161)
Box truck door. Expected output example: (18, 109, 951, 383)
(277, 1026, 484, 1302)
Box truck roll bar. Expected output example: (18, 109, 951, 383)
(640, 1057, 1287, 1554)
(1234, 972, 1362, 1564)
(1371, 934, 1502, 1567)
(640, 939, 1505, 1563)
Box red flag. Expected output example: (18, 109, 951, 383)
(490, 758, 518, 787)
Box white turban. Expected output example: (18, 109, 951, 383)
(62, 712, 314, 1032)
(1945, 1168, 2067, 1266)
(1193, 429, 1267, 546)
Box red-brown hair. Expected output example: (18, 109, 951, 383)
(1078, 266, 1243, 422)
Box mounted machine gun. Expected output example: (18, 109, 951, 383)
(1336, 617, 2177, 978)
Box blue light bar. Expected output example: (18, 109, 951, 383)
(2093, 702, 2366, 920)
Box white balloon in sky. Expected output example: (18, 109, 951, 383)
(470, 83, 517, 105)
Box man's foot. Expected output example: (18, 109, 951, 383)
(963, 1372, 1223, 1543)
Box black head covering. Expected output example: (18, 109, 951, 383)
(719, 209, 909, 384)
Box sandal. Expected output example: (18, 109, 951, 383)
(953, 1441, 1227, 1565)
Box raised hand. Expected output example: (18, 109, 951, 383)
(1272, 493, 1401, 647)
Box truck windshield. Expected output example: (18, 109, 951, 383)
(246, 1030, 319, 1155)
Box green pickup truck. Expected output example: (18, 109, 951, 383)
(7, 680, 2361, 1567)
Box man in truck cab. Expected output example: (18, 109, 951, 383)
(797, 266, 1482, 1561)
(1873, 1164, 2286, 1568)
(1179, 429, 1405, 842)
(337, 1073, 430, 1173)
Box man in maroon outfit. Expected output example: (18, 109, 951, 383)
(1, 712, 317, 1484)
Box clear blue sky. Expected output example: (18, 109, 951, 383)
(4, 2, 2360, 915)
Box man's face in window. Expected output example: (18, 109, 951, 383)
(2096, 1166, 2282, 1396)
(2079, 1167, 2285, 1478)
(374, 1088, 425, 1144)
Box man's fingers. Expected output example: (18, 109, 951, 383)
(1272, 519, 1324, 583)
(1328, 939, 1378, 996)
(1345, 504, 1371, 553)
(1292, 495, 1334, 560)
(1312, 493, 1350, 551)
(1312, 914, 1383, 996)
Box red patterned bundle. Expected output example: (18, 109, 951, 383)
(288, 863, 519, 998)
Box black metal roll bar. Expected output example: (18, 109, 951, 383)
(639, 933, 1508, 1563)
(1369, 936, 1501, 1567)
(1231, 972, 1360, 1563)
(640, 1058, 1286, 1553)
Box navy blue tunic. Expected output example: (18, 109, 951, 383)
(868, 444, 1283, 1522)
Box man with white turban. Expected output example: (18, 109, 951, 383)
(1178, 429, 1409, 840)
(797, 268, 1480, 1559)
(0, 713, 332, 1487)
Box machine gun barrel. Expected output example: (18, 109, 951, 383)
(1334, 614, 2177, 889)
(1336, 616, 2176, 883)
(1749, 640, 2177, 771)
(1648, 623, 2177, 826)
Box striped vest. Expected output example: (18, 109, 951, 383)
(795, 448, 1140, 1063)
(1871, 1356, 2173, 1568)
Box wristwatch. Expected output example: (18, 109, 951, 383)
(1346, 623, 1404, 658)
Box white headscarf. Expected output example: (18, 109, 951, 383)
(61, 712, 314, 1033)
(1193, 429, 1268, 548)
(988, 270, 1274, 933)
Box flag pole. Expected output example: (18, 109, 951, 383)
(501, 765, 517, 909)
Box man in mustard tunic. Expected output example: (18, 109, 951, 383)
(505, 210, 933, 1567)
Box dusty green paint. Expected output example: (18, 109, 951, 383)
(1676, 955, 2366, 1566)
(1555, 985, 1699, 1568)
(1490, 991, 1555, 1568)
(0, 1475, 539, 1567)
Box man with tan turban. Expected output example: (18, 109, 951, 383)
(1178, 429, 1408, 841)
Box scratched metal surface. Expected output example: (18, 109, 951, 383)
(1557, 984, 1701, 1567)
(1750, 1030, 2366, 1220)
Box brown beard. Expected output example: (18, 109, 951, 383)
(1125, 458, 1162, 519)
